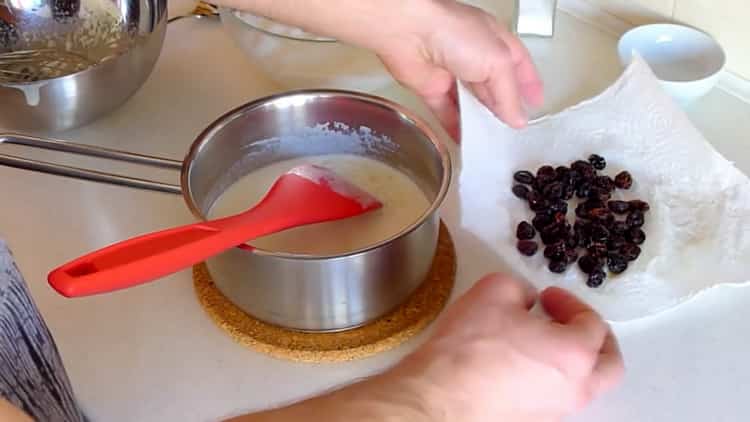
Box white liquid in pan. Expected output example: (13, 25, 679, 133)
(208, 154, 431, 255)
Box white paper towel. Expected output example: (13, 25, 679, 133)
(457, 55, 750, 321)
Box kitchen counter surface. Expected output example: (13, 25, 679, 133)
(1, 1, 749, 421)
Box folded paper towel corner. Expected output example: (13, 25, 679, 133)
(457, 55, 750, 321)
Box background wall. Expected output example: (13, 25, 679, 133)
(583, 0, 749, 80)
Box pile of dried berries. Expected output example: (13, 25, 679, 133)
(512, 154, 650, 288)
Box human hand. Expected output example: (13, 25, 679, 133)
(391, 273, 624, 422)
(215, 0, 542, 140)
(375, 1, 544, 140)
(228, 273, 622, 422)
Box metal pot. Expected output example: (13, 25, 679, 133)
(0, 90, 451, 332)
(0, 0, 168, 132)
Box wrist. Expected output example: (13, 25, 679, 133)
(352, 370, 441, 422)
(225, 363, 439, 422)
(377, 352, 459, 422)
(366, 0, 442, 56)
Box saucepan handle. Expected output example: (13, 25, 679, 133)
(0, 133, 183, 194)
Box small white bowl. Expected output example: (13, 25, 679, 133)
(618, 24, 726, 106)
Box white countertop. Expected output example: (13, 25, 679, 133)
(1, 2, 749, 421)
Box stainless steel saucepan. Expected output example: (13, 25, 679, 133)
(0, 90, 451, 332)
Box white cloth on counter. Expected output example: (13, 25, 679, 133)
(456, 55, 750, 321)
(0, 240, 86, 421)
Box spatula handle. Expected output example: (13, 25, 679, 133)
(48, 218, 264, 298)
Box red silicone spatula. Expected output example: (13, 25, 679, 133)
(48, 165, 382, 298)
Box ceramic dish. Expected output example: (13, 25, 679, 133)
(618, 24, 725, 105)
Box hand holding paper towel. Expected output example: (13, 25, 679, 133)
(457, 55, 750, 321)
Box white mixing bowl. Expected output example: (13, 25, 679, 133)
(618, 24, 726, 106)
(220, 9, 393, 92)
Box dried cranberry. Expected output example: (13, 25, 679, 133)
(530, 200, 550, 213)
(516, 221, 536, 240)
(574, 220, 587, 235)
(608, 253, 628, 274)
(565, 232, 578, 250)
(567, 170, 583, 188)
(575, 221, 591, 247)
(620, 243, 642, 261)
(539, 217, 565, 239)
(627, 211, 645, 228)
(535, 206, 555, 217)
(513, 170, 535, 185)
(544, 241, 567, 260)
(517, 240, 538, 256)
(552, 212, 567, 225)
(578, 254, 602, 274)
(548, 260, 568, 274)
(527, 191, 548, 211)
(588, 154, 606, 170)
(571, 160, 595, 180)
(571, 231, 583, 250)
(588, 186, 612, 203)
(516, 189, 544, 202)
(607, 236, 627, 251)
(629, 200, 651, 212)
(555, 166, 570, 181)
(536, 165, 557, 186)
(587, 269, 606, 288)
(575, 203, 590, 219)
(612, 221, 630, 236)
(594, 175, 615, 192)
(576, 183, 592, 199)
(540, 228, 562, 245)
(614, 171, 633, 189)
(589, 223, 610, 243)
(542, 182, 564, 200)
(588, 207, 611, 221)
(628, 227, 646, 245)
(584, 199, 604, 212)
(565, 248, 579, 264)
(562, 184, 575, 200)
(588, 242, 608, 259)
(549, 199, 568, 215)
(532, 214, 552, 231)
(608, 200, 630, 214)
(512, 185, 530, 199)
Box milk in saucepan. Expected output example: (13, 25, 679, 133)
(208, 154, 430, 255)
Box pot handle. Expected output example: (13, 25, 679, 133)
(0, 133, 183, 194)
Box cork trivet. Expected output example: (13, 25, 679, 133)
(193, 222, 456, 363)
